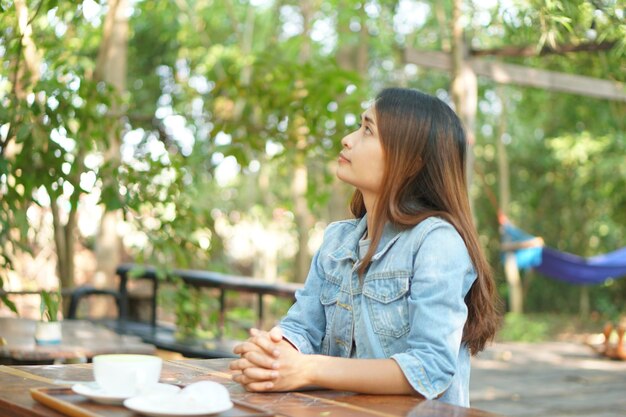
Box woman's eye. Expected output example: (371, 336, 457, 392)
(364, 126, 372, 134)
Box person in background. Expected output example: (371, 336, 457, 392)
(230, 87, 500, 407)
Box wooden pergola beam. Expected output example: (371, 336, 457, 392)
(470, 40, 617, 57)
(404, 48, 626, 102)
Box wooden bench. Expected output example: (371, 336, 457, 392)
(108, 263, 303, 358)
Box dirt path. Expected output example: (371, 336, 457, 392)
(470, 341, 626, 417)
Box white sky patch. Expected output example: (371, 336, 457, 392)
(80, 170, 97, 192)
(47, 8, 68, 38)
(280, 5, 303, 39)
(404, 63, 418, 77)
(121, 128, 144, 163)
(155, 105, 173, 119)
(311, 17, 336, 54)
(163, 114, 195, 156)
(77, 191, 103, 237)
(33, 186, 51, 206)
(250, 0, 273, 7)
(47, 96, 59, 111)
(393, 0, 430, 35)
(68, 75, 81, 91)
(248, 160, 261, 173)
(62, 181, 75, 198)
(151, 167, 177, 188)
(214, 131, 232, 146)
(265, 140, 284, 157)
(364, 1, 381, 18)
(84, 153, 104, 170)
(0, 124, 8, 141)
(191, 97, 204, 118)
(82, 0, 103, 26)
(147, 137, 169, 163)
(50, 128, 76, 152)
(189, 75, 213, 94)
(176, 58, 190, 81)
(212, 152, 224, 165)
(215, 156, 240, 186)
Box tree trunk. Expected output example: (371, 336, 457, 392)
(13, 1, 81, 309)
(290, 0, 316, 282)
(49, 191, 77, 314)
(450, 0, 477, 196)
(434, 1, 450, 52)
(14, 0, 41, 97)
(93, 0, 128, 291)
(496, 87, 523, 314)
(579, 286, 590, 318)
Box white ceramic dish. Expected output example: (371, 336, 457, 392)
(72, 382, 180, 405)
(123, 381, 234, 417)
(123, 395, 234, 417)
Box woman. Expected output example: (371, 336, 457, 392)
(229, 87, 499, 407)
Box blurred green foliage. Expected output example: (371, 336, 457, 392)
(1, 0, 625, 326)
(497, 312, 603, 342)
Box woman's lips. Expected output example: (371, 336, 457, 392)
(338, 153, 350, 163)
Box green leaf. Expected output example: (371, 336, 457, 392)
(1, 295, 19, 316)
(16, 125, 31, 143)
(46, 0, 59, 11)
(40, 290, 61, 322)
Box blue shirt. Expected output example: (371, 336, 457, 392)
(280, 215, 477, 407)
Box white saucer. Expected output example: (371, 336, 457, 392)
(72, 382, 181, 405)
(124, 394, 233, 417)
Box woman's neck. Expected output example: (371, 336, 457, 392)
(361, 191, 378, 238)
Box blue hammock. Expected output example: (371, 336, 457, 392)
(502, 222, 626, 285)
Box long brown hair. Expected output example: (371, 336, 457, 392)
(350, 88, 499, 354)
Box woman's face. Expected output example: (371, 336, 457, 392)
(336, 105, 385, 197)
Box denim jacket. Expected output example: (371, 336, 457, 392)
(280, 215, 477, 407)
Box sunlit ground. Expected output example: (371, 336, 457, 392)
(471, 340, 626, 417)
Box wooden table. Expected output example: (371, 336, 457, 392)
(0, 318, 155, 365)
(0, 358, 507, 417)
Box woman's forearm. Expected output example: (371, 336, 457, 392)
(304, 355, 419, 396)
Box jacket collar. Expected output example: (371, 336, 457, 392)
(329, 215, 404, 263)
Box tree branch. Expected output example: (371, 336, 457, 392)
(471, 40, 617, 57)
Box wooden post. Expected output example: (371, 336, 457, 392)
(504, 252, 523, 314)
(496, 87, 523, 314)
(450, 0, 478, 198)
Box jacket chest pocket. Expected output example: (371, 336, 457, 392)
(320, 275, 341, 327)
(362, 274, 410, 338)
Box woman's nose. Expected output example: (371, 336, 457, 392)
(341, 132, 353, 148)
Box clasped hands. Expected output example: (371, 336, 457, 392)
(229, 326, 312, 392)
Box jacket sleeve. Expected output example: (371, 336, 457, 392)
(279, 226, 336, 354)
(390, 221, 476, 399)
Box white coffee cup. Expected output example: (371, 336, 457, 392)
(92, 354, 162, 396)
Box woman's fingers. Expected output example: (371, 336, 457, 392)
(229, 358, 254, 371)
(244, 381, 275, 392)
(232, 368, 278, 385)
(234, 332, 280, 359)
(244, 350, 279, 369)
(233, 341, 264, 356)
(268, 326, 283, 343)
(250, 333, 281, 358)
(243, 366, 279, 381)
